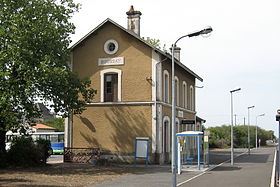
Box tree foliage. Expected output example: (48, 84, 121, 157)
(0, 0, 96, 154)
(208, 125, 276, 148)
(42, 118, 64, 132)
(142, 37, 167, 52)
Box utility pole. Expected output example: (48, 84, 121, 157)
(248, 106, 255, 155)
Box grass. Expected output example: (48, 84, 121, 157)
(0, 164, 150, 187)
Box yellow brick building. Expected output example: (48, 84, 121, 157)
(65, 6, 205, 164)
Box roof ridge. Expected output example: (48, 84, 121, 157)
(70, 18, 203, 82)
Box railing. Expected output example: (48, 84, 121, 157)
(64, 147, 101, 163)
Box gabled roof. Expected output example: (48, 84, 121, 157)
(70, 18, 203, 82)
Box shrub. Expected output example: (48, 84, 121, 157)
(7, 136, 51, 167)
(36, 138, 52, 163)
(0, 150, 7, 168)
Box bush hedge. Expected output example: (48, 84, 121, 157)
(7, 136, 51, 167)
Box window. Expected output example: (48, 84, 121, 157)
(104, 74, 118, 102)
(182, 81, 187, 108)
(162, 116, 171, 153)
(100, 68, 122, 102)
(175, 76, 179, 106)
(104, 39, 119, 55)
(190, 85, 194, 111)
(163, 70, 169, 103)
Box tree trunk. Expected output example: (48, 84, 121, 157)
(0, 130, 7, 154)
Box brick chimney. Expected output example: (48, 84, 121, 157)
(170, 45, 181, 61)
(126, 5, 142, 36)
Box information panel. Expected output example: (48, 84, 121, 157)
(134, 137, 149, 167)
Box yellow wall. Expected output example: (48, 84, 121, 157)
(71, 22, 154, 153)
(72, 105, 152, 153)
(161, 60, 196, 111)
(72, 22, 152, 102)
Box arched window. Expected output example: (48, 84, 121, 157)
(100, 68, 122, 102)
(162, 116, 171, 153)
(182, 81, 187, 108)
(175, 76, 179, 106)
(163, 70, 169, 103)
(190, 85, 194, 111)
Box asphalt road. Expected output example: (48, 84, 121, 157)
(181, 147, 275, 187)
(47, 154, 63, 164)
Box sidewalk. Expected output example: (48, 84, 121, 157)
(91, 165, 203, 187)
(90, 148, 250, 187)
(181, 147, 275, 187)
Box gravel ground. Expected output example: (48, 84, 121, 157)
(0, 164, 150, 187)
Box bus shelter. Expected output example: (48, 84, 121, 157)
(176, 131, 204, 174)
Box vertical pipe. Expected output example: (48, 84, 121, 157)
(171, 44, 177, 187)
(231, 92, 234, 165)
(256, 117, 258, 149)
(248, 109, 250, 155)
(278, 121, 280, 182)
(177, 136, 181, 174)
(198, 136, 200, 170)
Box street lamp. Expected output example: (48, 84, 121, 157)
(247, 105, 255, 155)
(171, 26, 213, 187)
(275, 109, 280, 181)
(255, 113, 265, 149)
(230, 88, 241, 165)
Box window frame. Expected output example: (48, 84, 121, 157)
(100, 68, 122, 102)
(163, 70, 170, 103)
(175, 76, 179, 106)
(190, 85, 194, 111)
(104, 39, 119, 55)
(182, 81, 187, 108)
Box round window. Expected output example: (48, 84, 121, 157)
(104, 39, 118, 55)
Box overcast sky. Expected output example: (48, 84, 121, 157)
(71, 0, 280, 136)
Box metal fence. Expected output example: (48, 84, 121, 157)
(64, 147, 101, 163)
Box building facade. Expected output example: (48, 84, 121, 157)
(65, 6, 205, 164)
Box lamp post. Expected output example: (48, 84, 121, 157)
(247, 106, 255, 155)
(171, 26, 213, 187)
(276, 109, 280, 182)
(230, 88, 241, 166)
(255, 113, 265, 149)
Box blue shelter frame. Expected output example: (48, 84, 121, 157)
(176, 131, 204, 174)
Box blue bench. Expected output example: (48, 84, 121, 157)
(185, 158, 194, 165)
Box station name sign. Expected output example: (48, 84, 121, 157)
(98, 57, 124, 66)
(181, 120, 195, 124)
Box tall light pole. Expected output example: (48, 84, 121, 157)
(255, 113, 265, 149)
(171, 26, 213, 187)
(230, 88, 241, 166)
(275, 109, 280, 181)
(247, 105, 255, 155)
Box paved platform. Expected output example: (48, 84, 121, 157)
(181, 147, 275, 187)
(91, 148, 266, 187)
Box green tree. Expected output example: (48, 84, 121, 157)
(142, 37, 167, 52)
(208, 125, 275, 148)
(0, 0, 95, 155)
(42, 118, 64, 132)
